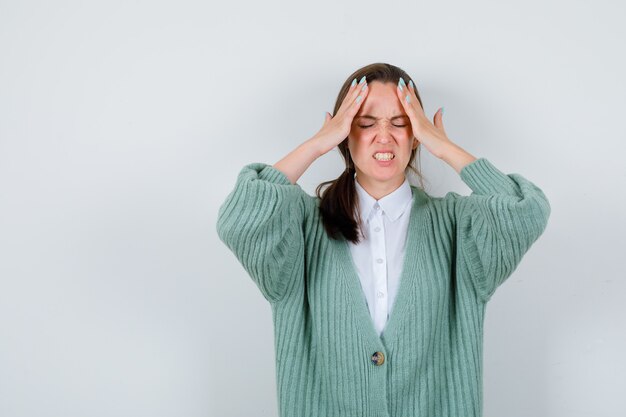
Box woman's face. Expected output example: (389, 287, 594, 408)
(348, 80, 418, 190)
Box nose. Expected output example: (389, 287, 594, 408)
(375, 121, 393, 143)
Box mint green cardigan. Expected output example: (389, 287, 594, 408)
(216, 158, 551, 417)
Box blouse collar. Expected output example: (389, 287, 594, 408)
(354, 176, 413, 223)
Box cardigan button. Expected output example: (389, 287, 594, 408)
(371, 351, 385, 366)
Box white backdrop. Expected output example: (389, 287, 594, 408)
(1, 1, 625, 416)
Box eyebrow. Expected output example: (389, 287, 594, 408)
(356, 115, 409, 120)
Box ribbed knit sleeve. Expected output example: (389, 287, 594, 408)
(216, 163, 307, 303)
(450, 157, 551, 303)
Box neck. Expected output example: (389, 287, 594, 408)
(355, 174, 406, 200)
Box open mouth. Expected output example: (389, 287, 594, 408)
(372, 152, 395, 161)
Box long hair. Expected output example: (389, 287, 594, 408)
(314, 63, 426, 244)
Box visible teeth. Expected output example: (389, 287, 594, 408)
(374, 152, 395, 161)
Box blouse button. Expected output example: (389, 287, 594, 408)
(371, 351, 385, 366)
(374, 226, 381, 232)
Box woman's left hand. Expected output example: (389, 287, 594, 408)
(396, 78, 453, 159)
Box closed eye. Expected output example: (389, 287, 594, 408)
(359, 124, 407, 128)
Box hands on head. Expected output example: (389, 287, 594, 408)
(395, 78, 452, 159)
(312, 76, 371, 156)
(312, 76, 453, 160)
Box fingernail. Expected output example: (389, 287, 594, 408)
(361, 83, 367, 91)
(409, 80, 414, 89)
(405, 94, 410, 103)
(356, 95, 362, 103)
(397, 78, 403, 91)
(441, 107, 445, 115)
(359, 76, 366, 84)
(351, 78, 357, 87)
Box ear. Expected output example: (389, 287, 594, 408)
(412, 137, 419, 149)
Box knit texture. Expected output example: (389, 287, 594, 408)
(216, 157, 551, 417)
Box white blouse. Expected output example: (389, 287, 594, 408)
(348, 175, 413, 337)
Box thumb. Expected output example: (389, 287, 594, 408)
(324, 111, 332, 124)
(433, 107, 446, 132)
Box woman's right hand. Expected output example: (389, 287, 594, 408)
(311, 77, 370, 156)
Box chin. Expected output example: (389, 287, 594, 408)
(356, 159, 405, 181)
(368, 169, 401, 182)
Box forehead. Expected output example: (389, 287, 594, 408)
(355, 81, 407, 119)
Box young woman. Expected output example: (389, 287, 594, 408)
(216, 62, 551, 417)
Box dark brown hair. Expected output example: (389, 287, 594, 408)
(314, 62, 426, 244)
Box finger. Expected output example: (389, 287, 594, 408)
(433, 107, 446, 134)
(336, 78, 361, 114)
(396, 78, 414, 117)
(353, 79, 369, 105)
(349, 79, 369, 115)
(337, 76, 368, 116)
(398, 78, 425, 117)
